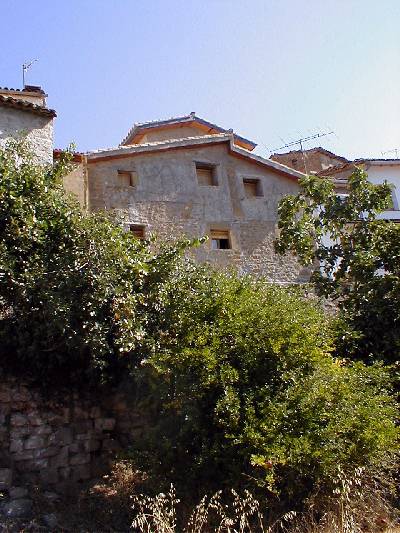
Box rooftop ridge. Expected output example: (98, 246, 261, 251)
(121, 113, 257, 150)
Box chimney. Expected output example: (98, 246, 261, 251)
(0, 85, 47, 107)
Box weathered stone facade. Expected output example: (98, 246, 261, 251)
(0, 377, 146, 489)
(0, 87, 55, 164)
(80, 117, 309, 283)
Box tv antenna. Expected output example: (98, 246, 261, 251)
(272, 131, 334, 174)
(381, 148, 399, 158)
(22, 59, 38, 88)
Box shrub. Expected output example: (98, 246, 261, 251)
(131, 268, 399, 506)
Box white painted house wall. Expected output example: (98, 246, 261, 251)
(363, 162, 400, 220)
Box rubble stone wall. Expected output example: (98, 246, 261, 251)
(0, 376, 145, 491)
(86, 143, 309, 283)
(0, 107, 54, 164)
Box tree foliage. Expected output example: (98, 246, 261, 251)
(275, 169, 400, 364)
(0, 139, 192, 385)
(131, 268, 398, 505)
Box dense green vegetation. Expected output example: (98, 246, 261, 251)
(275, 169, 400, 365)
(0, 139, 195, 385)
(0, 141, 398, 513)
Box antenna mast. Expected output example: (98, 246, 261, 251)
(272, 131, 334, 174)
(381, 148, 399, 158)
(22, 59, 38, 88)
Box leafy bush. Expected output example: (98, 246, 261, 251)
(0, 139, 190, 386)
(131, 267, 399, 505)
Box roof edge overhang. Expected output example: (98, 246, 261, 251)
(86, 134, 304, 181)
(0, 94, 56, 118)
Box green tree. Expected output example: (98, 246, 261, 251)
(0, 139, 191, 385)
(274, 168, 400, 364)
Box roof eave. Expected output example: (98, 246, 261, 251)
(87, 135, 305, 181)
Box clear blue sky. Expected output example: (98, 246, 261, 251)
(2, 0, 399, 159)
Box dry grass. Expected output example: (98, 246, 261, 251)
(2, 461, 396, 532)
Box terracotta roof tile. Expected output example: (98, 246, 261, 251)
(0, 94, 56, 118)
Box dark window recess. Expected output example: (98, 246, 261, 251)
(129, 224, 145, 239)
(196, 163, 217, 186)
(117, 170, 138, 187)
(211, 230, 231, 249)
(243, 178, 262, 198)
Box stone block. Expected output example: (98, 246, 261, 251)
(50, 427, 73, 446)
(10, 426, 31, 438)
(12, 449, 34, 462)
(71, 464, 91, 481)
(49, 446, 69, 469)
(0, 468, 12, 490)
(73, 420, 93, 433)
(102, 438, 121, 452)
(9, 439, 24, 454)
(13, 387, 31, 402)
(95, 418, 116, 431)
(76, 432, 99, 440)
(0, 390, 11, 402)
(84, 439, 101, 452)
(89, 406, 101, 419)
(68, 442, 82, 454)
(3, 498, 32, 518)
(27, 412, 44, 426)
(69, 453, 90, 466)
(34, 446, 59, 459)
(10, 413, 28, 427)
(73, 406, 89, 420)
(24, 458, 49, 471)
(58, 467, 71, 481)
(9, 486, 28, 499)
(33, 424, 53, 436)
(43, 513, 58, 529)
(39, 468, 59, 485)
(25, 435, 46, 450)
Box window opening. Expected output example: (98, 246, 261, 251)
(210, 230, 231, 250)
(243, 178, 262, 198)
(117, 170, 138, 187)
(129, 224, 145, 239)
(196, 163, 217, 186)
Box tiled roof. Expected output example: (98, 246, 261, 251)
(354, 158, 400, 164)
(121, 113, 257, 150)
(53, 148, 83, 162)
(272, 146, 349, 163)
(0, 94, 56, 118)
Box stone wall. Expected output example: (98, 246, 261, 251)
(85, 143, 309, 283)
(0, 107, 54, 164)
(0, 376, 145, 490)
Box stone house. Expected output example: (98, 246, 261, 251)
(73, 114, 309, 283)
(0, 86, 56, 163)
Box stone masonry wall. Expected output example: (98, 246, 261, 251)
(0, 107, 54, 164)
(0, 376, 146, 491)
(86, 143, 309, 283)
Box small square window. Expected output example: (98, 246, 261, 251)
(117, 170, 138, 187)
(129, 224, 145, 239)
(196, 163, 217, 186)
(243, 178, 262, 198)
(210, 230, 231, 250)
